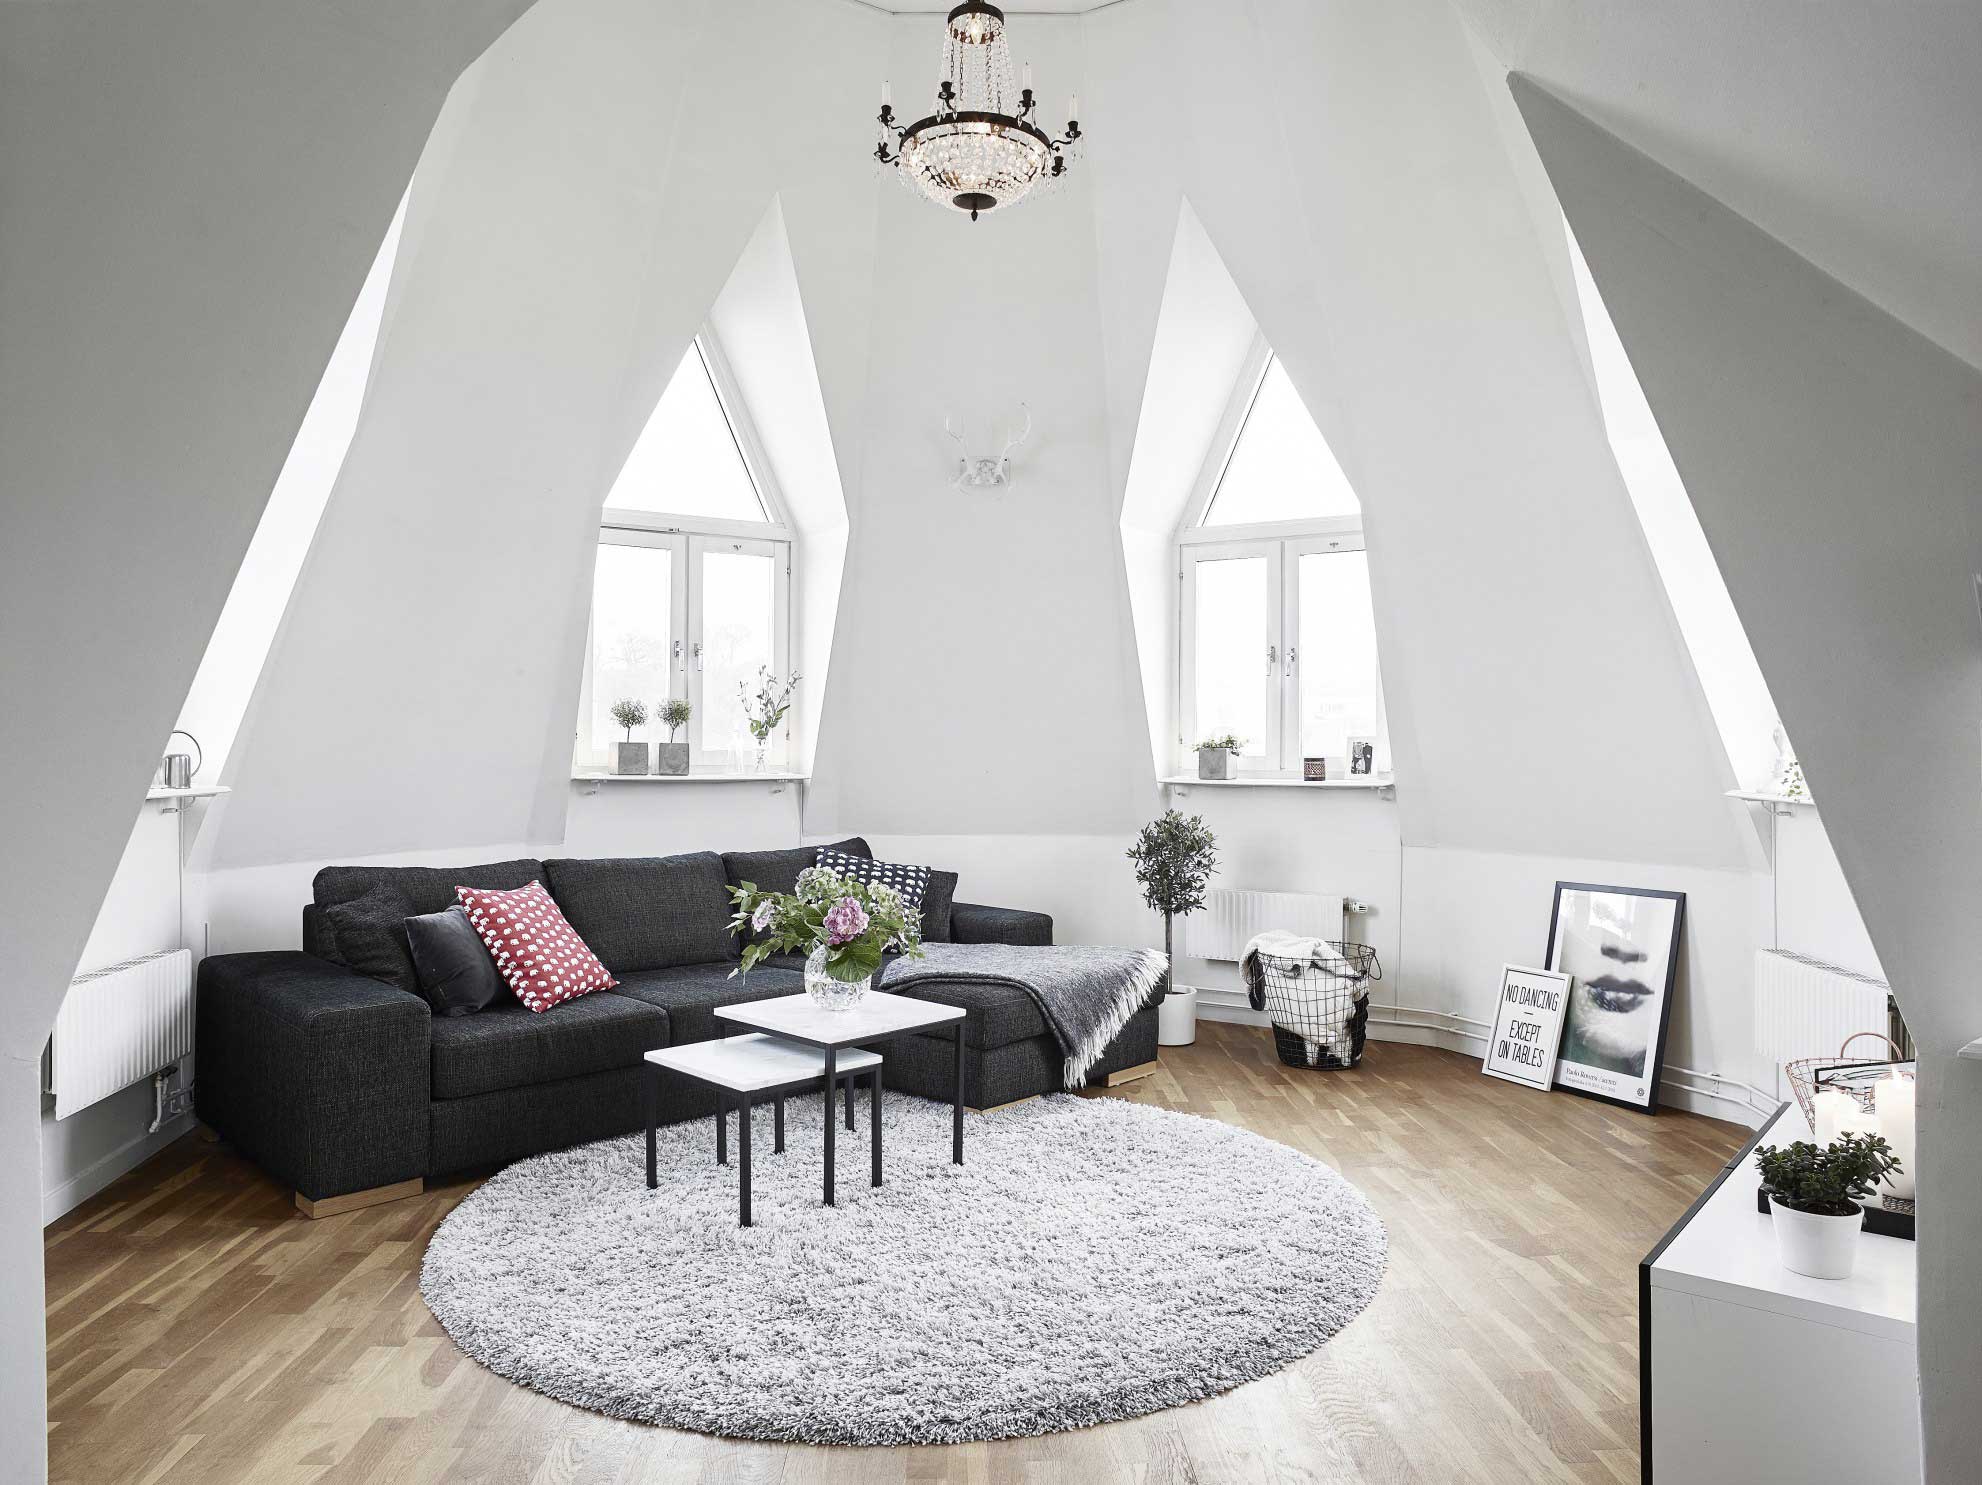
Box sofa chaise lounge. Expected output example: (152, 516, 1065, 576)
(195, 836, 1159, 1215)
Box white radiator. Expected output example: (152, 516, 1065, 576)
(1180, 890, 1343, 962)
(48, 949, 193, 1119)
(1752, 949, 1892, 1072)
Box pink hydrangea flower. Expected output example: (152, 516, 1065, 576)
(823, 896, 870, 946)
(751, 900, 776, 933)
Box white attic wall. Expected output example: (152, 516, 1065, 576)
(0, 3, 533, 1475)
(1115, 201, 1259, 775)
(1513, 76, 1982, 1476)
(208, 0, 885, 873)
(707, 196, 850, 775)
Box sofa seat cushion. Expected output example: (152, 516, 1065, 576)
(754, 956, 1048, 1050)
(314, 858, 545, 994)
(541, 853, 734, 973)
(610, 963, 804, 1046)
(429, 990, 668, 1100)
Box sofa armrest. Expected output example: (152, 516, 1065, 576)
(196, 951, 430, 1201)
(949, 901, 1054, 947)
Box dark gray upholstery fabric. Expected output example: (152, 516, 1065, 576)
(428, 989, 668, 1100)
(194, 952, 431, 1200)
(431, 1065, 644, 1176)
(610, 962, 804, 1045)
(919, 869, 960, 942)
(878, 1005, 1160, 1108)
(314, 858, 545, 992)
(950, 900, 1053, 947)
(406, 905, 510, 1016)
(541, 853, 733, 972)
(721, 837, 871, 899)
(302, 903, 332, 960)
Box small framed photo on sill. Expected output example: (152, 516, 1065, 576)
(1481, 965, 1571, 1091)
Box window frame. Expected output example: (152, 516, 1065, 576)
(1175, 343, 1384, 778)
(578, 328, 796, 773)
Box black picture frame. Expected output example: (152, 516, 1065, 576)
(1543, 881, 1685, 1114)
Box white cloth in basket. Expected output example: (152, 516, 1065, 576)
(1241, 931, 1371, 1067)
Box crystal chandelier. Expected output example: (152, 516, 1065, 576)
(873, 2, 1083, 222)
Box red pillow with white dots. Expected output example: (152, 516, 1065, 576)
(455, 880, 617, 1013)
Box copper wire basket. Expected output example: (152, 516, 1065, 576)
(1784, 1031, 1903, 1132)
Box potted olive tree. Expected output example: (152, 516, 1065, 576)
(1196, 734, 1243, 780)
(610, 698, 649, 775)
(656, 697, 692, 776)
(1757, 1131, 1900, 1279)
(1127, 809, 1218, 1046)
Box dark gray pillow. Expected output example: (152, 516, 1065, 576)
(920, 869, 960, 944)
(405, 906, 508, 1016)
(542, 853, 734, 973)
(313, 858, 544, 992)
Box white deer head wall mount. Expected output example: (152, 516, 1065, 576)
(943, 404, 1030, 491)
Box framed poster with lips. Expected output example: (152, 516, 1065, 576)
(1544, 882, 1685, 1113)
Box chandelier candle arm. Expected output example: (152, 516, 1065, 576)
(872, 2, 1085, 222)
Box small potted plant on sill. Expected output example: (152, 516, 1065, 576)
(1127, 809, 1218, 1046)
(609, 698, 649, 775)
(656, 697, 692, 776)
(1195, 734, 1244, 781)
(1756, 1131, 1901, 1279)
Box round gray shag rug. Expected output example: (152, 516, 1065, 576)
(421, 1091, 1386, 1445)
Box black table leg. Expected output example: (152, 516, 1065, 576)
(823, 1046, 837, 1206)
(774, 1094, 785, 1154)
(871, 1063, 883, 1187)
(644, 1062, 658, 1190)
(844, 1072, 856, 1131)
(953, 1021, 965, 1164)
(717, 1093, 728, 1167)
(739, 1093, 753, 1227)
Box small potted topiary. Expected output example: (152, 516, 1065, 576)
(1195, 734, 1243, 780)
(656, 697, 693, 775)
(610, 698, 650, 775)
(1126, 809, 1218, 1046)
(1756, 1131, 1901, 1279)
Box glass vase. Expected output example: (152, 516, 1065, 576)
(804, 945, 871, 1012)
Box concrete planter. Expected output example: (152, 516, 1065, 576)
(613, 741, 650, 776)
(655, 741, 689, 776)
(1197, 748, 1235, 780)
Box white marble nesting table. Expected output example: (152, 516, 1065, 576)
(714, 990, 968, 1207)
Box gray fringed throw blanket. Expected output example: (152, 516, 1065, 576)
(881, 943, 1168, 1088)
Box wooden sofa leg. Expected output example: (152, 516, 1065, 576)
(294, 1178, 424, 1219)
(1102, 1060, 1162, 1088)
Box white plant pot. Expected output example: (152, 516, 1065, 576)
(1769, 1195, 1863, 1280)
(1157, 985, 1198, 1046)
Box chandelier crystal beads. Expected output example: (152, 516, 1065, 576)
(874, 2, 1083, 221)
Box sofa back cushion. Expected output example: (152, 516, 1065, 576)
(542, 852, 734, 973)
(721, 838, 871, 946)
(313, 858, 545, 993)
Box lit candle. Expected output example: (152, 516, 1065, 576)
(1875, 1073, 1916, 1199)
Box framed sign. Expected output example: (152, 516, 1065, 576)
(1481, 965, 1571, 1090)
(1545, 882, 1685, 1113)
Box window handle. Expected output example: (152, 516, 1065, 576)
(1266, 644, 1277, 675)
(673, 638, 683, 674)
(1287, 646, 1298, 677)
(693, 641, 704, 673)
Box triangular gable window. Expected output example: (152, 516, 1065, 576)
(1201, 357, 1360, 526)
(604, 340, 769, 523)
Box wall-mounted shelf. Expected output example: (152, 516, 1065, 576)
(1161, 775, 1393, 795)
(144, 784, 230, 802)
(1727, 788, 1814, 809)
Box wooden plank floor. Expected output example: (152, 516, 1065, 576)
(44, 1026, 1744, 1485)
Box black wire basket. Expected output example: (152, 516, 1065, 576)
(1245, 941, 1383, 1070)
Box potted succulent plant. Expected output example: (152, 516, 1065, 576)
(1127, 809, 1218, 1045)
(1756, 1131, 1901, 1279)
(727, 864, 925, 1012)
(609, 698, 649, 775)
(656, 696, 692, 776)
(1196, 734, 1244, 780)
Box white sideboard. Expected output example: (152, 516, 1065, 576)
(1642, 1100, 1919, 1482)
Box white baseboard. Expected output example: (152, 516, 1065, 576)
(43, 1111, 193, 1225)
(1191, 987, 1770, 1129)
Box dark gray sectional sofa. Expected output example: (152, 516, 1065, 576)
(195, 836, 1158, 1210)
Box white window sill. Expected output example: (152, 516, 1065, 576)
(574, 771, 807, 785)
(1160, 774, 1393, 792)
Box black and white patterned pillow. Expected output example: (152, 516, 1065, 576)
(815, 848, 929, 917)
